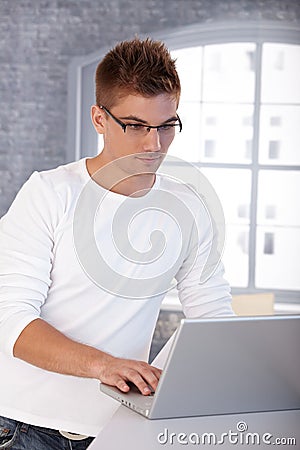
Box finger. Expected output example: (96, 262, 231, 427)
(127, 362, 162, 393)
(114, 377, 130, 393)
(126, 372, 153, 395)
(139, 367, 161, 392)
(151, 365, 163, 379)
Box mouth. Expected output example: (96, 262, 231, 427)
(135, 154, 163, 163)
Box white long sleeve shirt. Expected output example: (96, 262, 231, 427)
(0, 158, 233, 436)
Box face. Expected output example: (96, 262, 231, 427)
(91, 93, 178, 177)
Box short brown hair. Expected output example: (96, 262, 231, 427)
(95, 37, 181, 109)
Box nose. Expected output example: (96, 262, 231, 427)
(142, 129, 161, 152)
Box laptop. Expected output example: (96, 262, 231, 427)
(100, 315, 300, 419)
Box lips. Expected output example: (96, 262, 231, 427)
(137, 157, 160, 161)
(136, 154, 162, 162)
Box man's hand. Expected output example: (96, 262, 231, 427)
(98, 354, 162, 395)
(14, 318, 161, 395)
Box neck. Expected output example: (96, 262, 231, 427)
(86, 154, 156, 197)
(111, 173, 156, 197)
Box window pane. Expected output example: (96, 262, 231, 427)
(201, 168, 251, 287)
(261, 44, 300, 104)
(201, 104, 254, 163)
(97, 134, 103, 154)
(259, 105, 300, 165)
(256, 227, 300, 290)
(203, 43, 256, 103)
(257, 171, 300, 226)
(201, 168, 251, 225)
(169, 102, 201, 161)
(171, 46, 203, 102)
(256, 171, 300, 290)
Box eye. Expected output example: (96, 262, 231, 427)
(127, 123, 145, 131)
(160, 124, 174, 130)
(158, 124, 176, 132)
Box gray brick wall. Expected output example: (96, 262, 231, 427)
(1, 0, 300, 215)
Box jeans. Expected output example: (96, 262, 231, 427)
(0, 416, 94, 450)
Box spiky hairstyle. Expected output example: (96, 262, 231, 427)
(95, 37, 181, 108)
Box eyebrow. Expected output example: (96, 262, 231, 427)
(119, 115, 179, 124)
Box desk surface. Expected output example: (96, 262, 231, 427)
(88, 405, 300, 450)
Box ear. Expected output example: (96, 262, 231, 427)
(91, 105, 106, 134)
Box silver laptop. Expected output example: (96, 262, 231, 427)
(100, 315, 300, 419)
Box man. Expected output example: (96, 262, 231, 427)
(0, 38, 233, 449)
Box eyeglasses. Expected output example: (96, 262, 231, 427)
(99, 105, 182, 138)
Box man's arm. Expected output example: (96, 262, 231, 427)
(14, 318, 161, 395)
(175, 196, 234, 319)
(0, 172, 160, 395)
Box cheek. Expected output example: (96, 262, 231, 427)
(120, 140, 141, 156)
(161, 135, 175, 150)
(105, 133, 128, 156)
(105, 125, 125, 145)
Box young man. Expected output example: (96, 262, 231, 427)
(0, 38, 233, 449)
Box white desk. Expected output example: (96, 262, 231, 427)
(88, 405, 300, 449)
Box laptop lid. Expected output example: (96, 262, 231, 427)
(100, 315, 300, 419)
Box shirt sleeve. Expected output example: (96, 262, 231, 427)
(175, 203, 234, 318)
(0, 171, 62, 356)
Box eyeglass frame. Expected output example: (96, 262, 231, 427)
(99, 105, 182, 135)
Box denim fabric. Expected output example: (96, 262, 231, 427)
(0, 416, 94, 450)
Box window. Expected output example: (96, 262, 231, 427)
(169, 39, 300, 299)
(68, 22, 300, 303)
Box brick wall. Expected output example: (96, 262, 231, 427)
(0, 0, 299, 215)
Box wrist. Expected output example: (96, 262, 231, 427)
(88, 347, 115, 380)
